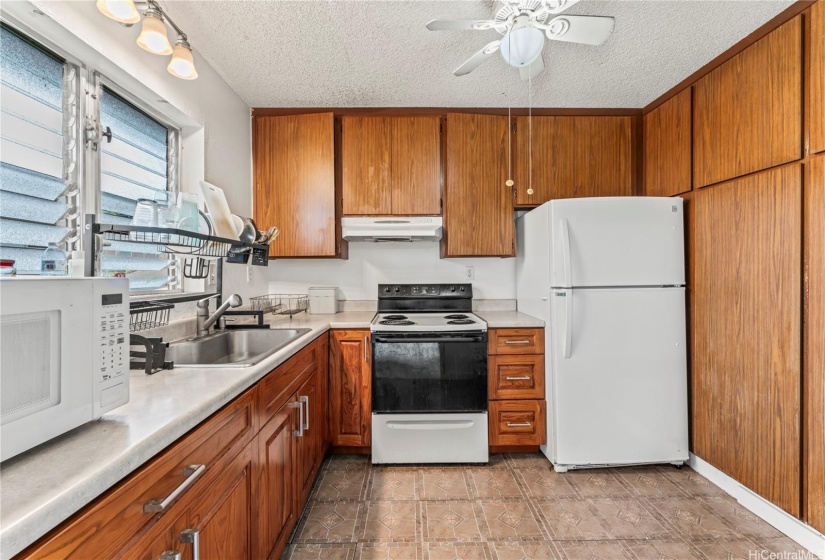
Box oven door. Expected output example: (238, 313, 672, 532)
(371, 331, 488, 414)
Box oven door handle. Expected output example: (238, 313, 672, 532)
(386, 420, 477, 430)
(372, 335, 486, 343)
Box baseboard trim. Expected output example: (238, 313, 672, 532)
(689, 453, 825, 558)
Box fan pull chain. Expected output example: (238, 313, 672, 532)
(505, 32, 514, 190)
(528, 70, 534, 196)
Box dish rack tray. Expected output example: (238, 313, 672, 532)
(130, 301, 174, 332)
(250, 294, 308, 317)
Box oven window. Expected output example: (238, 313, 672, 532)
(372, 337, 487, 413)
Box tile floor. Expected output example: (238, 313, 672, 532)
(282, 453, 813, 560)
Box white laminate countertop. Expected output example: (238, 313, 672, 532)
(0, 309, 542, 559)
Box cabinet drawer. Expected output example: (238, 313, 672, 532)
(18, 389, 257, 560)
(489, 355, 545, 400)
(489, 400, 546, 446)
(258, 337, 321, 427)
(488, 328, 544, 355)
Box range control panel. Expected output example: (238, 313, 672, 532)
(378, 284, 473, 298)
(96, 293, 128, 383)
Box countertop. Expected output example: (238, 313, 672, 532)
(0, 309, 542, 559)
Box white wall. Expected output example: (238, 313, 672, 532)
(268, 242, 516, 301)
(2, 0, 266, 298)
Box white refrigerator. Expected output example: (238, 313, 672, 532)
(516, 197, 689, 472)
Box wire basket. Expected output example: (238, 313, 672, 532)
(250, 294, 308, 317)
(130, 301, 173, 332)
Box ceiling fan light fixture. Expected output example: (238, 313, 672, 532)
(500, 27, 545, 67)
(136, 8, 173, 55)
(96, 0, 140, 24)
(167, 38, 198, 80)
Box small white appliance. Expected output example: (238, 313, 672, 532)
(341, 217, 442, 242)
(370, 284, 488, 464)
(516, 197, 688, 472)
(0, 277, 130, 462)
(308, 287, 339, 314)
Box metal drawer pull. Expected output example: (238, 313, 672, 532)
(505, 376, 531, 381)
(294, 400, 304, 437)
(144, 464, 205, 512)
(504, 340, 531, 345)
(180, 528, 200, 560)
(300, 395, 309, 430)
(506, 422, 532, 427)
(159, 552, 181, 560)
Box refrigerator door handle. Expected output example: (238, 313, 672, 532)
(563, 289, 573, 359)
(560, 218, 572, 287)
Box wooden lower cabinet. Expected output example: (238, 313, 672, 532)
(488, 400, 546, 446)
(329, 330, 371, 447)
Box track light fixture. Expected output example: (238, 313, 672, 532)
(97, 0, 198, 80)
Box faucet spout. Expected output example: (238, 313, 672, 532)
(197, 294, 243, 336)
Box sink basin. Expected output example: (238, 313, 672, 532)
(167, 328, 312, 368)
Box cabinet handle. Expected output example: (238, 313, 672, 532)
(159, 552, 181, 560)
(505, 376, 531, 381)
(180, 529, 200, 560)
(294, 400, 304, 437)
(506, 422, 532, 427)
(299, 395, 309, 431)
(364, 336, 368, 362)
(144, 464, 205, 513)
(504, 340, 531, 345)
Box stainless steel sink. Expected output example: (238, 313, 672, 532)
(167, 328, 312, 368)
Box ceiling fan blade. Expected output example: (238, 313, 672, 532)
(544, 15, 615, 46)
(519, 55, 544, 81)
(454, 40, 502, 76)
(541, 0, 581, 15)
(426, 19, 499, 31)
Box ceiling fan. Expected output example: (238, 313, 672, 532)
(426, 0, 615, 80)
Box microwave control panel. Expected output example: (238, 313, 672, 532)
(97, 294, 128, 384)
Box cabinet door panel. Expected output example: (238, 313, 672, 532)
(342, 117, 392, 215)
(812, 1, 825, 154)
(444, 113, 514, 257)
(644, 90, 692, 197)
(254, 113, 337, 257)
(693, 18, 802, 187)
(691, 165, 801, 516)
(391, 116, 441, 215)
(330, 330, 371, 447)
(296, 371, 320, 503)
(514, 116, 633, 206)
(806, 156, 825, 532)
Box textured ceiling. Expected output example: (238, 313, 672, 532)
(160, 0, 791, 108)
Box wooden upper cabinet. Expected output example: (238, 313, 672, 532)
(691, 164, 802, 516)
(811, 1, 825, 155)
(514, 116, 633, 206)
(342, 116, 441, 216)
(693, 17, 802, 188)
(253, 113, 340, 257)
(644, 89, 692, 197)
(444, 113, 514, 257)
(342, 117, 392, 215)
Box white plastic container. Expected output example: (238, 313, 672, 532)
(308, 287, 339, 314)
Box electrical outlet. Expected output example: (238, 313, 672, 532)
(465, 266, 474, 281)
(246, 267, 253, 283)
(209, 262, 216, 284)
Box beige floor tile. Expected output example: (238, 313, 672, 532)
(561, 469, 632, 498)
(623, 538, 704, 560)
(699, 496, 784, 539)
(615, 467, 687, 498)
(661, 467, 728, 497)
(314, 470, 367, 501)
(589, 497, 672, 539)
(506, 453, 552, 469)
(516, 468, 578, 499)
(486, 454, 509, 469)
(362, 501, 419, 541)
(356, 543, 423, 560)
(421, 470, 471, 500)
(294, 502, 361, 543)
(490, 541, 561, 559)
(553, 540, 632, 560)
(427, 543, 490, 560)
(369, 470, 417, 500)
(692, 538, 764, 560)
(478, 500, 545, 540)
(327, 454, 372, 471)
(423, 501, 482, 541)
(468, 469, 524, 498)
(645, 497, 736, 539)
(285, 544, 356, 560)
(533, 498, 611, 540)
(752, 536, 823, 557)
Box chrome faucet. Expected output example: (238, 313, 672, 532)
(196, 294, 243, 336)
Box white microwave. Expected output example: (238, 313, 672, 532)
(0, 277, 130, 462)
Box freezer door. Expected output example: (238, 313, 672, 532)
(548, 287, 688, 468)
(549, 198, 685, 288)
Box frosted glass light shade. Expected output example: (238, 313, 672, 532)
(500, 27, 545, 67)
(96, 0, 140, 24)
(136, 12, 172, 55)
(167, 42, 198, 80)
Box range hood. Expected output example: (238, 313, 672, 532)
(341, 217, 443, 242)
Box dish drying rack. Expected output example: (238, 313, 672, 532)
(129, 301, 174, 332)
(250, 294, 308, 317)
